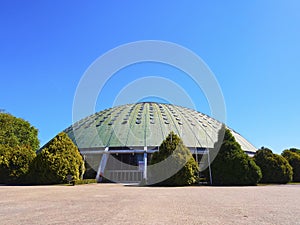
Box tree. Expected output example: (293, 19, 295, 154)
(282, 150, 300, 182)
(289, 148, 300, 155)
(30, 132, 84, 184)
(0, 144, 36, 184)
(0, 113, 39, 151)
(209, 127, 262, 185)
(0, 113, 39, 184)
(254, 147, 293, 184)
(149, 132, 199, 186)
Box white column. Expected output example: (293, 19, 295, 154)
(207, 148, 213, 185)
(143, 146, 147, 182)
(96, 147, 109, 182)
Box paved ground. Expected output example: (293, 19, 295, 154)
(0, 184, 299, 225)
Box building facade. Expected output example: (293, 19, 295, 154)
(64, 102, 257, 183)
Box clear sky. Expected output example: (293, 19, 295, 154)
(1, 1, 299, 153)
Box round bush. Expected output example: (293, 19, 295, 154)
(254, 148, 293, 184)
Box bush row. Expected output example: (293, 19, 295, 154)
(1, 112, 300, 186)
(202, 126, 299, 185)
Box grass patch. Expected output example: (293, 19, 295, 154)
(74, 179, 97, 185)
(288, 182, 300, 185)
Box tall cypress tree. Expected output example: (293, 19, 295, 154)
(210, 127, 262, 185)
(150, 132, 199, 186)
(31, 132, 84, 184)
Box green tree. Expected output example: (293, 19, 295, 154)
(0, 144, 36, 184)
(0, 113, 39, 151)
(289, 148, 300, 155)
(209, 127, 262, 185)
(0, 113, 39, 184)
(31, 132, 84, 184)
(254, 147, 293, 184)
(282, 150, 300, 182)
(149, 132, 199, 186)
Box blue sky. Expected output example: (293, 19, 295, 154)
(1, 1, 299, 153)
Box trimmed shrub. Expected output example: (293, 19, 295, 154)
(209, 127, 262, 186)
(149, 132, 199, 186)
(30, 132, 84, 184)
(0, 144, 36, 184)
(254, 147, 293, 184)
(282, 150, 300, 182)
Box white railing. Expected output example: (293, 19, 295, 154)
(104, 170, 143, 183)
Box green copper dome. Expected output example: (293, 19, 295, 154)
(64, 102, 256, 154)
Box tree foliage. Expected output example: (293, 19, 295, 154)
(0, 113, 39, 151)
(289, 148, 300, 155)
(254, 147, 293, 184)
(30, 132, 84, 184)
(150, 132, 199, 186)
(0, 113, 38, 184)
(209, 127, 262, 185)
(282, 150, 300, 182)
(0, 144, 36, 184)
